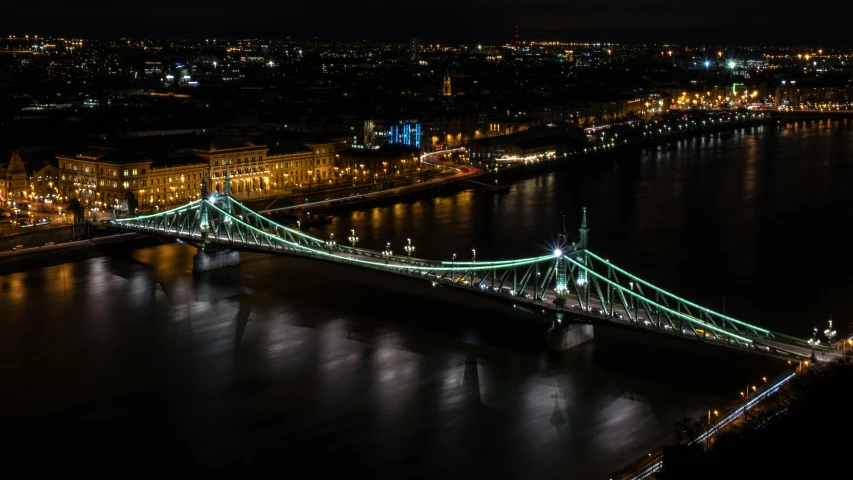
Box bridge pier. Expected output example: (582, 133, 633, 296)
(193, 248, 241, 273)
(548, 315, 594, 352)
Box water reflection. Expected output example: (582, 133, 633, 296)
(3, 121, 852, 476)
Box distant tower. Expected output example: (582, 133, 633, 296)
(514, 24, 520, 45)
(442, 69, 452, 97)
(409, 38, 420, 63)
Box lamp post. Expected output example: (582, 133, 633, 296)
(452, 253, 456, 270)
(740, 385, 757, 425)
(706, 409, 719, 450)
(348, 229, 358, 246)
(383, 242, 392, 264)
(472, 248, 476, 262)
(404, 238, 415, 257)
(325, 233, 336, 250)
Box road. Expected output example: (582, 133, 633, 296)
(257, 149, 479, 215)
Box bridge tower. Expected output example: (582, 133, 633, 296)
(192, 169, 241, 273)
(578, 207, 589, 250)
(548, 208, 595, 352)
(575, 207, 589, 288)
(554, 214, 568, 307)
(222, 167, 233, 216)
(199, 170, 211, 246)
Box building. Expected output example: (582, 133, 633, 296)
(56, 146, 162, 211)
(337, 144, 420, 183)
(442, 69, 452, 97)
(388, 122, 422, 149)
(30, 164, 60, 200)
(56, 135, 338, 212)
(774, 86, 852, 107)
(409, 38, 420, 63)
(503, 137, 567, 158)
(468, 122, 585, 159)
(0, 151, 29, 201)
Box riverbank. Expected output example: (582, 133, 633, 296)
(269, 116, 774, 216)
(0, 223, 89, 251)
(0, 233, 159, 275)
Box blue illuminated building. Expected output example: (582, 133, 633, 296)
(389, 122, 421, 149)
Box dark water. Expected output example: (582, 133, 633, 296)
(2, 120, 850, 478)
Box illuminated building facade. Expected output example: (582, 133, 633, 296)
(1, 151, 28, 200)
(337, 144, 420, 184)
(57, 137, 337, 211)
(388, 122, 422, 149)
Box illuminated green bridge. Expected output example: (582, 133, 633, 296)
(111, 173, 830, 361)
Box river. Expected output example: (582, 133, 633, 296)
(1, 119, 850, 478)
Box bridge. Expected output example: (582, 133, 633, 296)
(110, 171, 832, 361)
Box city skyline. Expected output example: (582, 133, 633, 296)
(4, 0, 849, 45)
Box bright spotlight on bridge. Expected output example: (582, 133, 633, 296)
(554, 248, 562, 257)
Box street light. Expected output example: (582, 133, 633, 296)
(472, 248, 476, 262)
(706, 408, 719, 449)
(325, 233, 336, 250)
(349, 229, 358, 246)
(404, 238, 415, 257)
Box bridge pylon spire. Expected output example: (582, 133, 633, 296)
(199, 170, 210, 247)
(578, 207, 589, 251)
(554, 212, 568, 307)
(200, 169, 209, 200)
(224, 167, 231, 197)
(576, 207, 589, 290)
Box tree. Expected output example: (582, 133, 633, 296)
(124, 191, 138, 216)
(672, 415, 703, 443)
(68, 199, 85, 223)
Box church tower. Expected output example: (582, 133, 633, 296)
(442, 69, 452, 97)
(5, 150, 27, 199)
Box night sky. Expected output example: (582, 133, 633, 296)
(4, 0, 848, 44)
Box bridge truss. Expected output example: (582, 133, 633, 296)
(113, 188, 825, 360)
